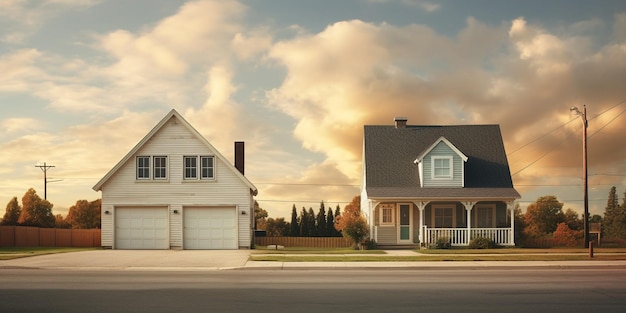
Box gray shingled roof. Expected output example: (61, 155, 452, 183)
(364, 124, 520, 199)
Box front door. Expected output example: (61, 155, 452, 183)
(398, 204, 412, 243)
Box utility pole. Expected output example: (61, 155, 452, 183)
(570, 105, 589, 248)
(35, 162, 55, 200)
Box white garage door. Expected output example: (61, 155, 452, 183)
(115, 207, 169, 250)
(184, 207, 237, 249)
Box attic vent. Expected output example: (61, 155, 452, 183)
(394, 117, 407, 129)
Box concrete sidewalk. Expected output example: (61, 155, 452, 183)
(1, 249, 626, 271)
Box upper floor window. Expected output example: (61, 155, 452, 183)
(432, 156, 452, 179)
(137, 156, 150, 179)
(137, 156, 167, 180)
(184, 156, 215, 180)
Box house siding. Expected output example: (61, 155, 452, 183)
(423, 142, 463, 188)
(100, 117, 252, 249)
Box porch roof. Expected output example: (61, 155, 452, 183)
(366, 187, 520, 200)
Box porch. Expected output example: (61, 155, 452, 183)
(422, 227, 513, 246)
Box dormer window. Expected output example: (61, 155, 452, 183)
(432, 156, 453, 179)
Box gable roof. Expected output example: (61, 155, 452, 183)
(414, 136, 468, 164)
(363, 124, 519, 199)
(93, 109, 257, 195)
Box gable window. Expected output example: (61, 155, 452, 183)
(184, 155, 215, 180)
(380, 204, 394, 226)
(201, 156, 214, 179)
(432, 156, 453, 179)
(153, 156, 167, 179)
(184, 156, 198, 179)
(137, 156, 150, 179)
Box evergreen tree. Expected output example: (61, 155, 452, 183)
(299, 207, 309, 237)
(333, 205, 342, 236)
(316, 201, 327, 236)
(1, 196, 21, 226)
(603, 186, 626, 238)
(326, 205, 336, 237)
(18, 188, 55, 228)
(289, 205, 299, 236)
(307, 207, 317, 236)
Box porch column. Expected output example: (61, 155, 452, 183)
(463, 201, 476, 245)
(370, 200, 380, 242)
(508, 201, 515, 246)
(414, 201, 428, 246)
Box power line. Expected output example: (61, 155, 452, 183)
(35, 162, 55, 200)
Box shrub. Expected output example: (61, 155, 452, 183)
(469, 237, 498, 249)
(363, 238, 377, 250)
(430, 237, 451, 249)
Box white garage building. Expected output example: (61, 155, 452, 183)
(93, 109, 257, 250)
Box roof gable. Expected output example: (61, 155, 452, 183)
(93, 109, 257, 195)
(414, 136, 468, 164)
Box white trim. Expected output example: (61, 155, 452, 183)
(397, 203, 412, 243)
(431, 204, 457, 228)
(414, 136, 469, 164)
(379, 204, 395, 226)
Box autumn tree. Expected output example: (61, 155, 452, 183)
(316, 201, 327, 236)
(65, 199, 101, 229)
(18, 188, 55, 228)
(552, 222, 582, 247)
(563, 208, 583, 231)
(1, 197, 21, 226)
(55, 214, 71, 229)
(523, 195, 564, 237)
(289, 205, 299, 236)
(335, 196, 369, 247)
(254, 201, 268, 230)
(265, 217, 290, 237)
(603, 186, 626, 239)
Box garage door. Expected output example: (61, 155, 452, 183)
(115, 207, 169, 249)
(184, 207, 237, 249)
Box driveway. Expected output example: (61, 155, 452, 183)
(0, 250, 251, 270)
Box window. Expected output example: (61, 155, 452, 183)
(137, 156, 150, 179)
(184, 156, 198, 179)
(475, 206, 495, 228)
(432, 156, 452, 179)
(380, 204, 394, 225)
(200, 156, 214, 179)
(434, 207, 453, 228)
(153, 156, 167, 179)
(184, 155, 215, 180)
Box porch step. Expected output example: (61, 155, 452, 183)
(376, 244, 420, 250)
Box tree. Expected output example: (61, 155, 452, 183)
(326, 205, 337, 237)
(523, 195, 564, 237)
(18, 188, 55, 228)
(552, 222, 582, 247)
(316, 201, 327, 236)
(265, 217, 290, 237)
(55, 214, 71, 229)
(603, 187, 626, 239)
(1, 197, 21, 226)
(513, 203, 526, 243)
(307, 207, 316, 236)
(563, 208, 582, 231)
(289, 205, 299, 236)
(335, 196, 369, 247)
(254, 201, 268, 230)
(299, 207, 309, 237)
(65, 199, 101, 229)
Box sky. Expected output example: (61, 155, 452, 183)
(1, 0, 625, 220)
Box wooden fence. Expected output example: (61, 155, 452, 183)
(0, 226, 101, 247)
(255, 236, 352, 248)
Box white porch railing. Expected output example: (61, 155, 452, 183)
(423, 227, 512, 246)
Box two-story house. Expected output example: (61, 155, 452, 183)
(93, 109, 257, 250)
(361, 117, 520, 247)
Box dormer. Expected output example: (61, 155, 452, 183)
(414, 136, 468, 188)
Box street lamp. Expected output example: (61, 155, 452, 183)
(570, 105, 589, 248)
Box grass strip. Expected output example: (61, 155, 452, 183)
(0, 247, 98, 260)
(250, 254, 626, 262)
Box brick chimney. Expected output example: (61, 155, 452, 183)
(394, 117, 407, 129)
(234, 141, 245, 175)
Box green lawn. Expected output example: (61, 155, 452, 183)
(252, 247, 385, 254)
(0, 247, 98, 260)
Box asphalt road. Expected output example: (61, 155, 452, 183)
(1, 268, 625, 313)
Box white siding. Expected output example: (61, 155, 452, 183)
(423, 142, 464, 187)
(100, 116, 253, 249)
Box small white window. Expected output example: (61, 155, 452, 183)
(184, 156, 197, 179)
(380, 204, 394, 225)
(153, 156, 167, 179)
(200, 156, 214, 179)
(136, 156, 150, 180)
(432, 156, 453, 179)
